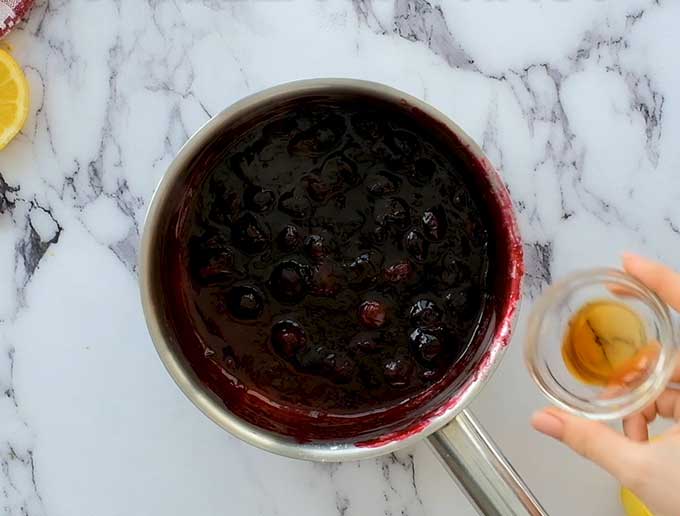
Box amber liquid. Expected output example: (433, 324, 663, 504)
(562, 300, 657, 386)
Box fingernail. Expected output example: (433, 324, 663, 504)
(531, 410, 565, 440)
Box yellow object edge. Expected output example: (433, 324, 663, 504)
(0, 48, 30, 150)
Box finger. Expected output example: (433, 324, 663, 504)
(623, 401, 656, 442)
(622, 253, 680, 312)
(608, 342, 660, 388)
(654, 388, 680, 421)
(672, 357, 680, 384)
(641, 401, 657, 425)
(607, 282, 642, 299)
(623, 413, 649, 442)
(662, 423, 680, 436)
(532, 408, 642, 482)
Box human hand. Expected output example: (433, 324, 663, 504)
(531, 254, 680, 516)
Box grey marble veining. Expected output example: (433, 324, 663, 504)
(1, 1, 679, 515)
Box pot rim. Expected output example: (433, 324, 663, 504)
(139, 78, 524, 462)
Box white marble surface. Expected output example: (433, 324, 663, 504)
(1, 0, 680, 514)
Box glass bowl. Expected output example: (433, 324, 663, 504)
(525, 268, 679, 420)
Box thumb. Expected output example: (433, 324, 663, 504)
(532, 408, 642, 483)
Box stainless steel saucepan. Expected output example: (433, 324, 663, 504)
(140, 79, 546, 516)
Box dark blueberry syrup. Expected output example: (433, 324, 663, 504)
(157, 94, 500, 442)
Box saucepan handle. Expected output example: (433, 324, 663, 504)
(428, 409, 548, 516)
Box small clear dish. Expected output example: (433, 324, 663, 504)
(525, 268, 679, 420)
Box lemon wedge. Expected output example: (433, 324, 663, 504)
(621, 487, 653, 516)
(0, 49, 29, 150)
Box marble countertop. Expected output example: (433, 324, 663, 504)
(2, 1, 679, 515)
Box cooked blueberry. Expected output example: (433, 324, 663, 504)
(358, 300, 387, 328)
(272, 320, 306, 358)
(409, 299, 443, 326)
(440, 253, 469, 285)
(229, 150, 260, 181)
(375, 197, 410, 228)
(387, 130, 419, 157)
(444, 288, 467, 309)
(232, 213, 271, 254)
(349, 333, 380, 352)
(245, 186, 276, 213)
(224, 191, 242, 219)
(303, 175, 331, 202)
(322, 352, 355, 383)
(404, 229, 429, 263)
(370, 224, 387, 244)
(288, 114, 345, 156)
(277, 224, 302, 251)
(351, 112, 385, 140)
(279, 188, 312, 218)
(227, 285, 265, 319)
(304, 234, 327, 261)
(199, 233, 230, 251)
(332, 208, 366, 241)
(383, 357, 414, 387)
(411, 158, 436, 186)
(297, 344, 327, 371)
(269, 260, 309, 303)
(346, 251, 382, 288)
(194, 248, 236, 281)
(320, 156, 359, 188)
(422, 206, 447, 241)
(383, 261, 413, 283)
(409, 328, 443, 362)
(366, 172, 400, 196)
(310, 262, 340, 296)
(209, 190, 241, 225)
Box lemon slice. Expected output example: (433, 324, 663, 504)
(0, 49, 30, 150)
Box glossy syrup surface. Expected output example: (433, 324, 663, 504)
(159, 95, 497, 441)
